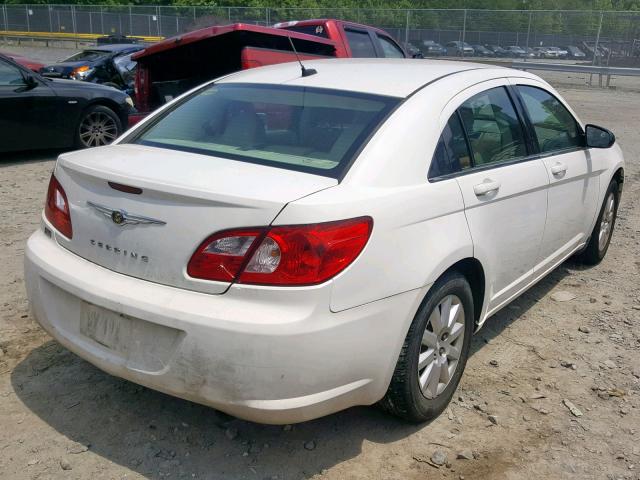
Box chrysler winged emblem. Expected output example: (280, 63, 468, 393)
(87, 201, 166, 227)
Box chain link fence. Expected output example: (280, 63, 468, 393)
(1, 5, 639, 60)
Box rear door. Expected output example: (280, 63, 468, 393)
(343, 26, 378, 58)
(448, 83, 549, 313)
(512, 81, 599, 271)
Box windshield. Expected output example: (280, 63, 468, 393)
(63, 50, 110, 63)
(130, 83, 399, 178)
(114, 53, 137, 83)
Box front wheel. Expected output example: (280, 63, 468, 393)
(75, 105, 122, 149)
(578, 179, 619, 265)
(380, 271, 474, 422)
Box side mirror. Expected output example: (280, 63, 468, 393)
(585, 124, 615, 148)
(14, 74, 38, 93)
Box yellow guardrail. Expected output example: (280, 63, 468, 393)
(0, 30, 164, 43)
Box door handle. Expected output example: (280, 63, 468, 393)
(550, 162, 567, 175)
(473, 180, 501, 196)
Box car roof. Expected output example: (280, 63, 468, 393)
(278, 18, 395, 37)
(218, 58, 528, 98)
(91, 44, 143, 53)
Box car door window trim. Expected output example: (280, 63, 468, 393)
(429, 85, 554, 183)
(512, 84, 586, 155)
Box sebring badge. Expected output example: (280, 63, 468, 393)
(87, 201, 166, 227)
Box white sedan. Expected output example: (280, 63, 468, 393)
(24, 59, 624, 424)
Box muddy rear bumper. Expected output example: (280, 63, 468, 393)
(24, 227, 423, 424)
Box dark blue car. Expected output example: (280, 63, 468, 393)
(40, 44, 144, 92)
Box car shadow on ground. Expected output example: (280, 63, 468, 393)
(0, 149, 66, 167)
(469, 262, 575, 356)
(10, 262, 578, 479)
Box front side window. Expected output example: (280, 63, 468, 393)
(131, 83, 398, 178)
(429, 113, 472, 179)
(345, 29, 377, 57)
(517, 85, 583, 153)
(0, 59, 25, 86)
(458, 87, 527, 166)
(377, 35, 405, 58)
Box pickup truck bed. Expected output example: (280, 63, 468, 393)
(132, 19, 407, 117)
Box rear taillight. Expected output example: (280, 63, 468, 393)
(187, 217, 373, 286)
(44, 174, 73, 239)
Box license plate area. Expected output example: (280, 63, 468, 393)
(80, 302, 128, 351)
(79, 301, 184, 373)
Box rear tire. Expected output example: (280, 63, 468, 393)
(75, 104, 122, 149)
(578, 179, 619, 265)
(380, 271, 474, 422)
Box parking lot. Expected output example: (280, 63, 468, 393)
(1, 56, 640, 479)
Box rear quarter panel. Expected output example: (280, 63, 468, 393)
(274, 85, 474, 311)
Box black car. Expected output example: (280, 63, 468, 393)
(507, 46, 530, 58)
(472, 44, 493, 57)
(0, 53, 132, 153)
(97, 34, 139, 46)
(486, 45, 510, 57)
(422, 40, 446, 56)
(40, 44, 144, 93)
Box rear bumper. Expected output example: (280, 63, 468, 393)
(24, 228, 424, 424)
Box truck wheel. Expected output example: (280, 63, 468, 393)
(380, 271, 474, 422)
(578, 179, 619, 265)
(76, 105, 122, 149)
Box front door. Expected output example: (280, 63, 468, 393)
(514, 83, 599, 271)
(0, 58, 61, 152)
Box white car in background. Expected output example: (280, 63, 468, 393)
(25, 59, 624, 424)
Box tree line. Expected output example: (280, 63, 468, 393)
(1, 0, 640, 11)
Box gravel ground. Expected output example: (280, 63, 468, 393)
(0, 82, 639, 480)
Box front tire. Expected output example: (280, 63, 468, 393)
(75, 105, 122, 149)
(578, 179, 619, 265)
(380, 271, 474, 422)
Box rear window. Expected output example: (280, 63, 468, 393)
(282, 25, 329, 38)
(130, 83, 399, 178)
(63, 50, 110, 62)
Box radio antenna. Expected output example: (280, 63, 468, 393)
(287, 35, 317, 77)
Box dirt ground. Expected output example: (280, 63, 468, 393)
(1, 68, 640, 479)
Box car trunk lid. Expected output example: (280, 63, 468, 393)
(54, 143, 337, 294)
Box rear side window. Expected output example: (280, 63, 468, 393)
(377, 35, 405, 58)
(345, 29, 377, 57)
(429, 113, 471, 179)
(131, 83, 399, 178)
(517, 85, 584, 153)
(458, 87, 527, 166)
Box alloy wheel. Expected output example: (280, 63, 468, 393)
(418, 294, 465, 399)
(79, 111, 118, 147)
(598, 192, 616, 253)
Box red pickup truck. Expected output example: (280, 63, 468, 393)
(132, 18, 407, 118)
